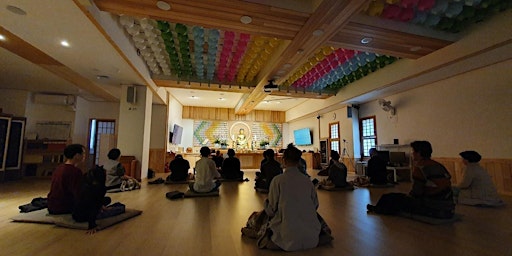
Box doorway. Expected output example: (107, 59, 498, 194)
(88, 119, 116, 168)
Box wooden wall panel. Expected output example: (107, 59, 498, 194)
(434, 157, 512, 196)
(149, 148, 166, 173)
(182, 106, 285, 123)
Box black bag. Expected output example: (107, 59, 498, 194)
(166, 191, 185, 200)
(374, 193, 409, 215)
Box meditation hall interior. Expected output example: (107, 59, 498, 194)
(0, 0, 511, 255)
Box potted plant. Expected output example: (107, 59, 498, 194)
(260, 140, 269, 149)
(213, 138, 221, 148)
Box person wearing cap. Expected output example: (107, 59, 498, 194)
(454, 151, 504, 207)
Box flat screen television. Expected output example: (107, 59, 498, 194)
(293, 128, 312, 146)
(171, 124, 183, 144)
(389, 151, 407, 165)
(377, 150, 390, 164)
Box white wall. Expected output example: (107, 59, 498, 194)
(167, 94, 184, 152)
(150, 104, 167, 149)
(0, 89, 29, 117)
(358, 59, 512, 159)
(73, 97, 119, 146)
(24, 94, 76, 140)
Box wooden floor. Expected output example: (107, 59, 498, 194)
(0, 170, 511, 256)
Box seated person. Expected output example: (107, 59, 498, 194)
(319, 151, 349, 188)
(220, 149, 244, 180)
(453, 151, 504, 206)
(47, 144, 86, 215)
(255, 149, 283, 190)
(72, 165, 112, 234)
(368, 141, 455, 219)
(318, 150, 337, 176)
(212, 151, 224, 170)
(190, 147, 221, 193)
(298, 156, 308, 177)
(367, 148, 388, 185)
(167, 154, 191, 181)
(245, 143, 332, 251)
(103, 148, 131, 190)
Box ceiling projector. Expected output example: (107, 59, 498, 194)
(263, 80, 278, 93)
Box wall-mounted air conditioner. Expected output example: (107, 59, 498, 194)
(33, 93, 76, 106)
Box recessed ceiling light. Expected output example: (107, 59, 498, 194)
(96, 75, 110, 80)
(240, 15, 252, 24)
(190, 96, 198, 99)
(360, 37, 373, 44)
(312, 29, 324, 36)
(60, 40, 70, 47)
(296, 49, 304, 54)
(410, 46, 422, 52)
(6, 5, 26, 15)
(156, 1, 171, 11)
(0, 34, 5, 41)
(218, 97, 226, 101)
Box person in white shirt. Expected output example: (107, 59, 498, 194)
(453, 150, 504, 207)
(190, 146, 221, 193)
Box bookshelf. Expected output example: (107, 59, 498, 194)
(23, 140, 66, 176)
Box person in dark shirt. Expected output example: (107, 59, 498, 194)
(367, 148, 389, 185)
(255, 149, 283, 190)
(327, 151, 349, 187)
(47, 144, 85, 214)
(72, 165, 111, 234)
(212, 151, 224, 170)
(167, 154, 191, 181)
(221, 149, 244, 180)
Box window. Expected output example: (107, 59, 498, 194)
(88, 119, 116, 165)
(329, 122, 340, 154)
(360, 116, 377, 157)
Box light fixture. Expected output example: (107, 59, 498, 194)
(6, 5, 26, 15)
(0, 34, 5, 41)
(60, 40, 70, 47)
(190, 96, 199, 99)
(218, 97, 226, 101)
(240, 15, 252, 24)
(156, 1, 171, 11)
(312, 29, 324, 36)
(360, 37, 373, 44)
(296, 49, 305, 54)
(96, 75, 110, 80)
(263, 80, 278, 93)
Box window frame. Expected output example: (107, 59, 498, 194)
(329, 121, 340, 154)
(359, 116, 377, 158)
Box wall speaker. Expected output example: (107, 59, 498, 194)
(347, 106, 353, 118)
(127, 86, 137, 103)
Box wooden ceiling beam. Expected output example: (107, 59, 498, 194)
(328, 22, 453, 59)
(0, 26, 118, 102)
(93, 0, 310, 39)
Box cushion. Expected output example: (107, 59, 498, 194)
(11, 208, 142, 230)
(218, 178, 249, 182)
(255, 188, 269, 194)
(164, 180, 191, 184)
(369, 183, 395, 188)
(318, 185, 355, 191)
(166, 191, 185, 200)
(398, 212, 462, 225)
(184, 189, 219, 197)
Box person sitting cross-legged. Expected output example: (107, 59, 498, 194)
(189, 147, 221, 193)
(220, 149, 244, 180)
(167, 154, 192, 182)
(254, 149, 283, 190)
